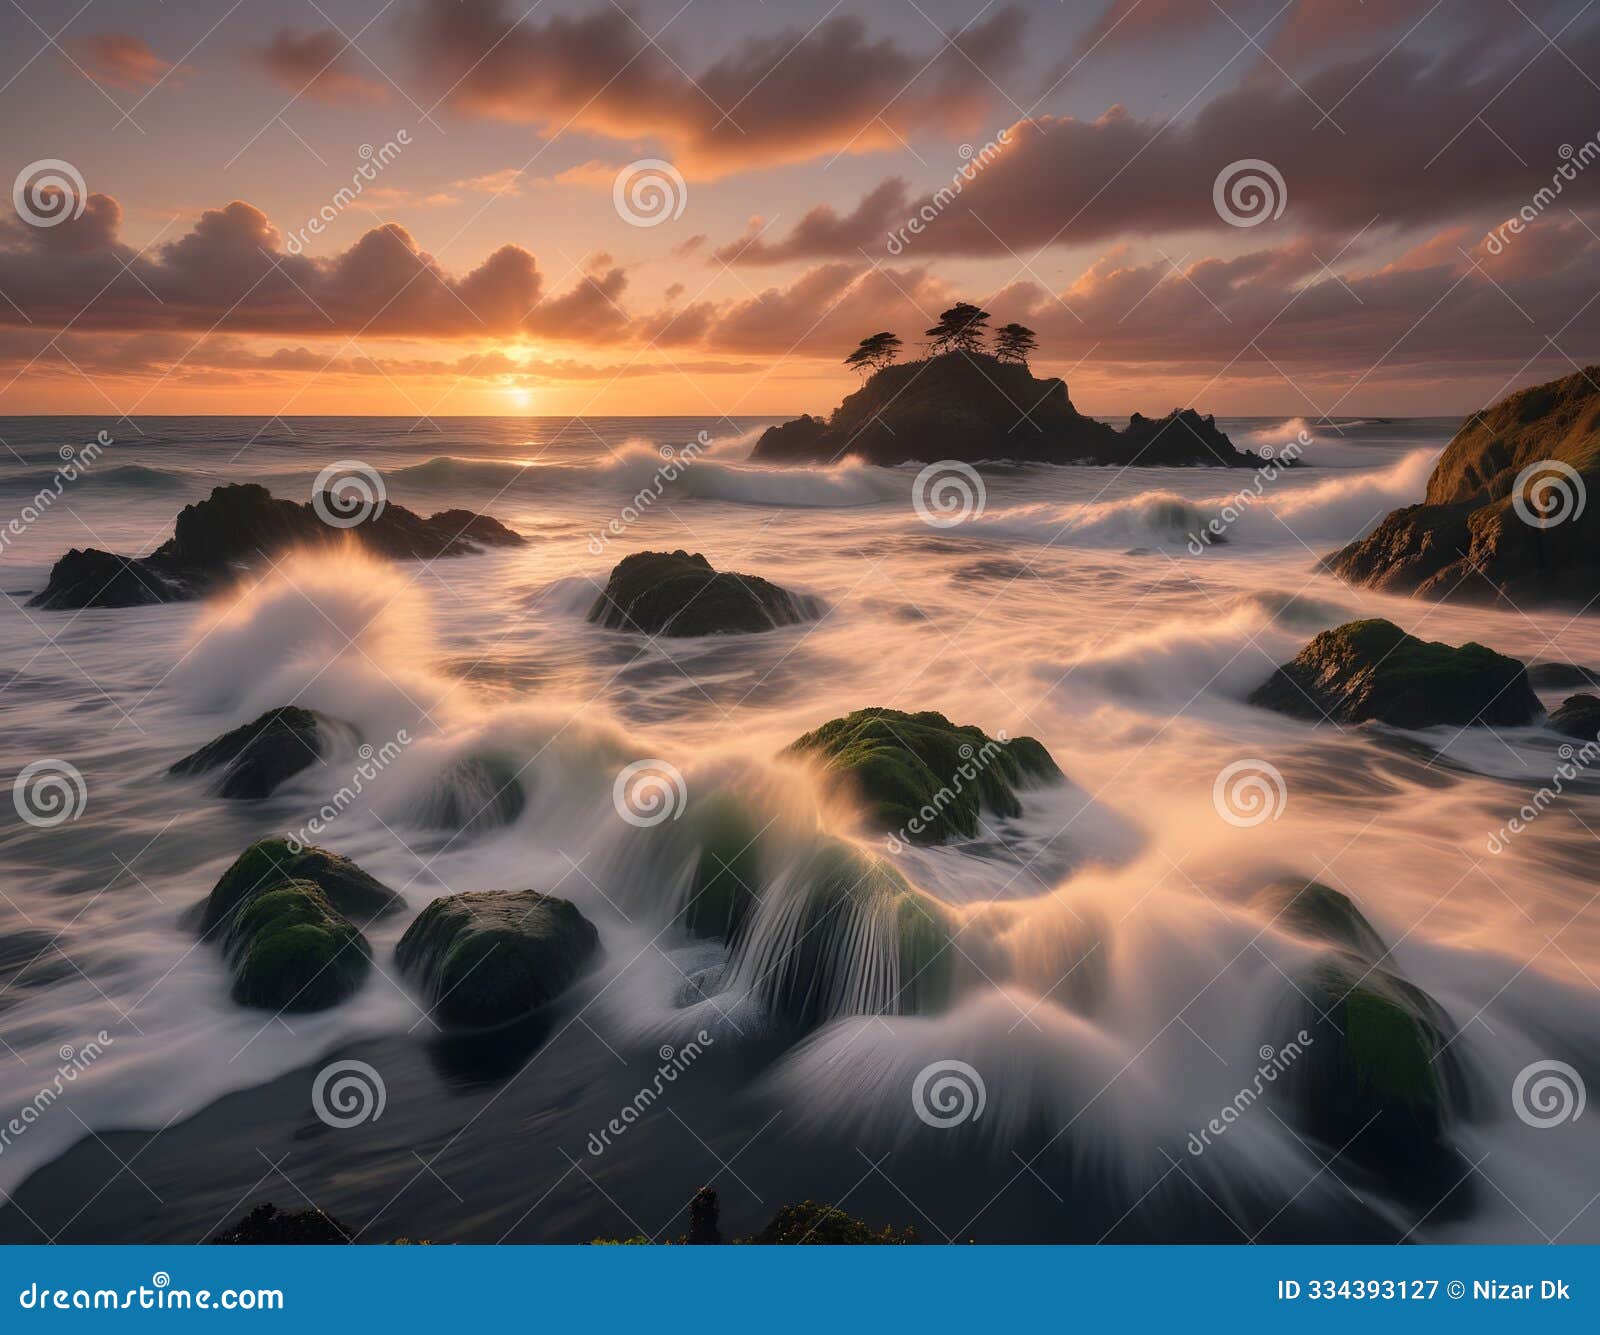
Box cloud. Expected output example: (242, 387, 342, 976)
(64, 32, 186, 91)
(255, 27, 388, 105)
(403, 0, 1028, 174)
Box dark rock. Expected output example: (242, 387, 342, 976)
(170, 706, 349, 799)
(683, 795, 762, 941)
(1247, 619, 1542, 728)
(405, 756, 527, 833)
(686, 1187, 722, 1244)
(199, 838, 402, 936)
(395, 889, 600, 1028)
(212, 1202, 352, 1244)
(29, 483, 523, 610)
(1253, 881, 1387, 960)
(744, 1200, 918, 1244)
(1550, 693, 1600, 742)
(588, 550, 819, 636)
(1528, 661, 1600, 689)
(221, 879, 370, 1011)
(1327, 366, 1600, 609)
(750, 351, 1259, 467)
(786, 707, 1062, 843)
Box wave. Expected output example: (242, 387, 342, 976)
(0, 462, 193, 494)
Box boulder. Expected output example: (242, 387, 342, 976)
(1247, 619, 1542, 728)
(744, 1200, 918, 1245)
(405, 756, 527, 833)
(221, 879, 370, 1011)
(1528, 661, 1600, 689)
(786, 707, 1061, 843)
(395, 889, 600, 1028)
(170, 706, 349, 799)
(1252, 881, 1387, 960)
(682, 795, 762, 941)
(212, 1203, 352, 1244)
(749, 351, 1260, 467)
(24, 547, 207, 610)
(1550, 693, 1600, 742)
(200, 838, 402, 936)
(588, 550, 819, 636)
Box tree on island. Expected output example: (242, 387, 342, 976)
(924, 303, 992, 355)
(993, 323, 1038, 365)
(844, 331, 904, 377)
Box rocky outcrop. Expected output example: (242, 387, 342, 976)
(395, 889, 600, 1028)
(199, 838, 403, 936)
(588, 550, 819, 636)
(29, 482, 524, 610)
(212, 1203, 353, 1244)
(1328, 367, 1600, 608)
(1248, 619, 1542, 728)
(1550, 693, 1600, 741)
(786, 707, 1061, 843)
(750, 351, 1260, 467)
(222, 880, 370, 1011)
(170, 706, 352, 799)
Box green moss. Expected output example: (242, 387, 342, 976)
(786, 707, 1061, 844)
(683, 795, 762, 941)
(222, 880, 369, 1012)
(1253, 881, 1387, 960)
(201, 838, 400, 935)
(1342, 985, 1440, 1113)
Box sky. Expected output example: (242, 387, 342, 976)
(1, 0, 1599, 418)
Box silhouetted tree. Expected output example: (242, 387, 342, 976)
(924, 303, 992, 355)
(993, 322, 1038, 364)
(844, 331, 904, 377)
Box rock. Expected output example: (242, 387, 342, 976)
(686, 1187, 722, 1244)
(221, 879, 370, 1011)
(1550, 693, 1600, 742)
(1247, 619, 1542, 728)
(682, 795, 762, 941)
(212, 1202, 352, 1244)
(786, 707, 1062, 843)
(29, 483, 523, 610)
(1253, 881, 1387, 960)
(745, 1200, 918, 1244)
(199, 838, 402, 936)
(1327, 366, 1600, 609)
(588, 550, 819, 636)
(1528, 661, 1600, 689)
(169, 706, 350, 799)
(394, 889, 600, 1028)
(405, 756, 527, 833)
(750, 351, 1260, 467)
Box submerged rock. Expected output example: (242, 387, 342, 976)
(682, 795, 762, 941)
(1252, 881, 1387, 960)
(750, 351, 1259, 468)
(222, 879, 370, 1011)
(1550, 693, 1600, 742)
(405, 755, 527, 834)
(29, 482, 524, 610)
(200, 837, 402, 936)
(1327, 366, 1600, 609)
(786, 707, 1061, 843)
(588, 550, 818, 636)
(1248, 619, 1541, 728)
(169, 706, 349, 799)
(395, 889, 600, 1028)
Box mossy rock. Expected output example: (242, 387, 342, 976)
(1252, 881, 1387, 960)
(786, 707, 1061, 844)
(406, 755, 527, 833)
(745, 842, 952, 1029)
(682, 795, 763, 941)
(743, 1200, 918, 1244)
(588, 550, 818, 636)
(395, 889, 601, 1028)
(1248, 619, 1541, 728)
(170, 706, 343, 799)
(222, 880, 370, 1012)
(200, 838, 402, 936)
(1550, 693, 1600, 742)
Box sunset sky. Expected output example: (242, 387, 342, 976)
(3, 0, 1599, 418)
